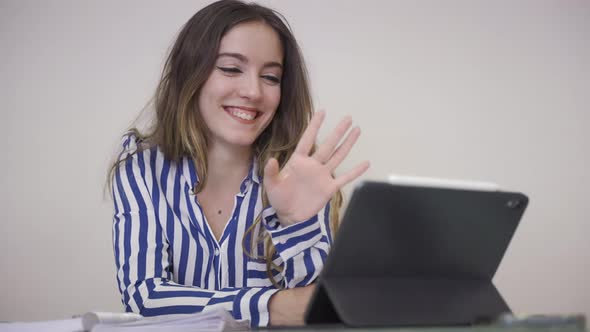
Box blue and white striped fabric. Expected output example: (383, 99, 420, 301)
(111, 133, 332, 327)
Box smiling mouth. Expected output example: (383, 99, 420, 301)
(223, 106, 261, 122)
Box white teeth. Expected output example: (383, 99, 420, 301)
(228, 108, 256, 120)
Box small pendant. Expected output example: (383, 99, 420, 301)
(217, 210, 222, 215)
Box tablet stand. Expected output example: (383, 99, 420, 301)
(306, 276, 510, 326)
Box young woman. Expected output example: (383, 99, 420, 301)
(109, 0, 369, 327)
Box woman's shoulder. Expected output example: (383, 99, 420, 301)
(114, 131, 199, 193)
(116, 130, 159, 162)
(115, 131, 195, 180)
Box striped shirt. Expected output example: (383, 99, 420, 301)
(111, 133, 332, 327)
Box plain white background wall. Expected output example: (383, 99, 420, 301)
(1, 0, 588, 322)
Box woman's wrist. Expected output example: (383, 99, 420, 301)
(269, 290, 292, 326)
(276, 213, 296, 227)
(268, 285, 315, 326)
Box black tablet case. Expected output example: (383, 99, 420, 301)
(305, 181, 528, 327)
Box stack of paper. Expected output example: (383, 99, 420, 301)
(88, 310, 249, 332)
(0, 310, 248, 332)
(0, 317, 84, 332)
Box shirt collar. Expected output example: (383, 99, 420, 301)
(238, 158, 260, 196)
(248, 158, 261, 185)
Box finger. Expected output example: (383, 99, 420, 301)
(263, 157, 280, 186)
(325, 126, 361, 171)
(334, 161, 370, 188)
(294, 111, 326, 156)
(313, 116, 352, 163)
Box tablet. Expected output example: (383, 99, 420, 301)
(305, 180, 528, 327)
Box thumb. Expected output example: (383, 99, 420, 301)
(263, 157, 280, 185)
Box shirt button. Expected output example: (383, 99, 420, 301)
(279, 239, 286, 245)
(214, 249, 220, 256)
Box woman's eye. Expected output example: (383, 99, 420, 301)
(262, 75, 281, 84)
(218, 66, 242, 74)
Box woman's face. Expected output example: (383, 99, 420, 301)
(198, 21, 283, 150)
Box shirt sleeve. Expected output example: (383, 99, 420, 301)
(111, 135, 279, 327)
(260, 203, 333, 288)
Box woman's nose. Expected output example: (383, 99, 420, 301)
(239, 74, 262, 101)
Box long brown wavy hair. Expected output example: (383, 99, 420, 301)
(108, 0, 342, 288)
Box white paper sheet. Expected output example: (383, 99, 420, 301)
(0, 318, 84, 332)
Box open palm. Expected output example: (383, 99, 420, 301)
(263, 111, 370, 226)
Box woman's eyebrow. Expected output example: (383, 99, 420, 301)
(218, 52, 283, 69)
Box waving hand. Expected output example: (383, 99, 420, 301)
(263, 111, 370, 226)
